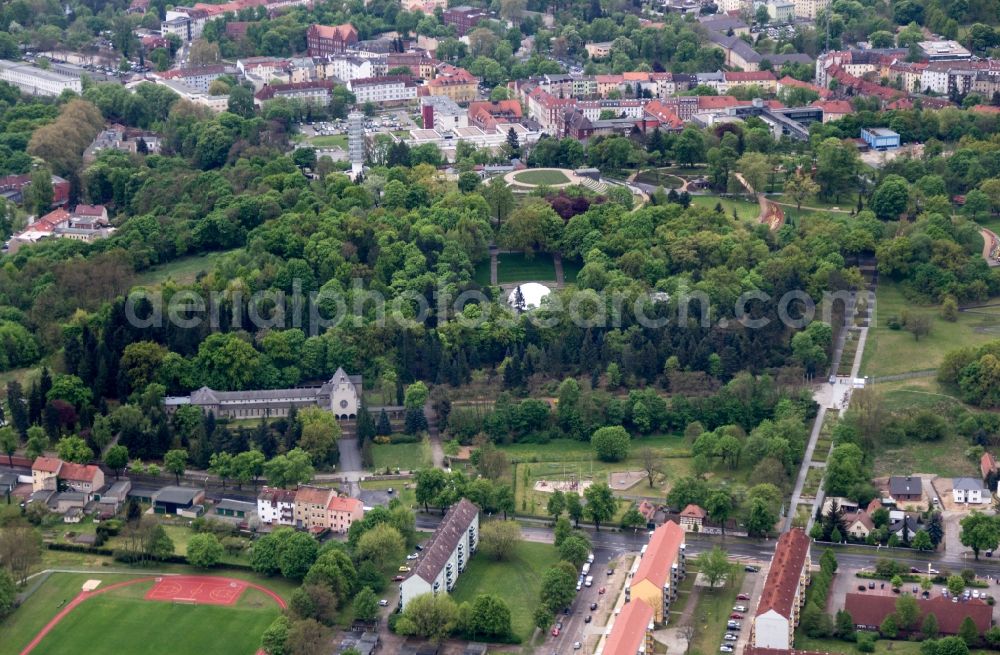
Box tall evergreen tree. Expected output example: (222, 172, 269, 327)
(376, 409, 392, 436)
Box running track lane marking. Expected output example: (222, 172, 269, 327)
(18, 576, 287, 655)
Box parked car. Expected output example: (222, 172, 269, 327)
(378, 599, 389, 607)
(607, 568, 615, 576)
(590, 602, 598, 611)
(727, 621, 742, 630)
(736, 594, 750, 601)
(910, 567, 921, 573)
(858, 585, 867, 591)
(721, 646, 734, 653)
(724, 634, 738, 641)
(744, 565, 759, 573)
(584, 615, 592, 623)
(398, 566, 411, 572)
(868, 581, 875, 589)
(733, 606, 748, 613)
(551, 627, 560, 637)
(598, 587, 606, 595)
(730, 613, 743, 619)
(574, 643, 582, 650)
(392, 575, 405, 582)
(406, 553, 419, 560)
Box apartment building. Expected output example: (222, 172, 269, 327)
(752, 528, 811, 650)
(629, 521, 686, 624)
(347, 75, 420, 105)
(442, 6, 489, 36)
(399, 499, 479, 610)
(256, 486, 297, 526)
(427, 64, 478, 103)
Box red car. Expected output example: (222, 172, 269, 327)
(551, 627, 560, 637)
(730, 613, 744, 620)
(598, 587, 606, 595)
(392, 575, 405, 582)
(737, 594, 750, 601)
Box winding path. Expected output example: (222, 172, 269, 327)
(980, 228, 1000, 267)
(18, 574, 287, 655)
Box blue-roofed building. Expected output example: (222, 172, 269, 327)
(860, 127, 900, 150)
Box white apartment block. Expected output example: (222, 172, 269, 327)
(399, 499, 479, 610)
(0, 60, 82, 96)
(347, 75, 419, 105)
(752, 528, 811, 650)
(256, 486, 296, 526)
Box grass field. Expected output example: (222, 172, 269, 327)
(796, 635, 993, 655)
(22, 578, 281, 655)
(860, 281, 1000, 377)
(473, 252, 559, 285)
(310, 134, 348, 148)
(689, 569, 746, 655)
(132, 249, 239, 289)
(502, 435, 692, 518)
(688, 194, 760, 222)
(634, 169, 685, 188)
(512, 169, 571, 186)
(450, 539, 562, 642)
(370, 439, 431, 472)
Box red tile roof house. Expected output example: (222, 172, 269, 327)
(845, 593, 992, 636)
(751, 528, 811, 650)
(679, 503, 706, 532)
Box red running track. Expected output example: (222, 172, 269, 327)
(18, 575, 287, 655)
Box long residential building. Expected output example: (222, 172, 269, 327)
(0, 59, 82, 96)
(629, 521, 686, 624)
(751, 528, 812, 651)
(399, 498, 479, 610)
(292, 484, 363, 533)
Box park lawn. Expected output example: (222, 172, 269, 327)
(474, 252, 559, 285)
(310, 134, 348, 148)
(689, 569, 746, 655)
(512, 169, 571, 186)
(26, 579, 281, 655)
(132, 249, 239, 289)
(859, 280, 1000, 377)
(370, 440, 431, 473)
(502, 436, 692, 518)
(450, 540, 562, 642)
(688, 194, 760, 222)
(561, 257, 582, 283)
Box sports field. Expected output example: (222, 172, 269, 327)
(512, 169, 571, 186)
(1, 573, 284, 655)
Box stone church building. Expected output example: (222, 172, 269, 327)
(165, 368, 368, 420)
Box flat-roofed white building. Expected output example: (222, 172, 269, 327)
(0, 60, 82, 96)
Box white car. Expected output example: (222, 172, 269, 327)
(733, 605, 748, 613)
(406, 553, 419, 560)
(725, 634, 738, 641)
(378, 599, 389, 606)
(720, 646, 734, 653)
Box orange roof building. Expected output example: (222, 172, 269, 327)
(327, 495, 364, 533)
(630, 521, 686, 624)
(601, 598, 655, 655)
(752, 528, 811, 650)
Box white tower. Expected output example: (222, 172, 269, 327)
(348, 110, 365, 180)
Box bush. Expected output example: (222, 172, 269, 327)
(857, 632, 877, 652)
